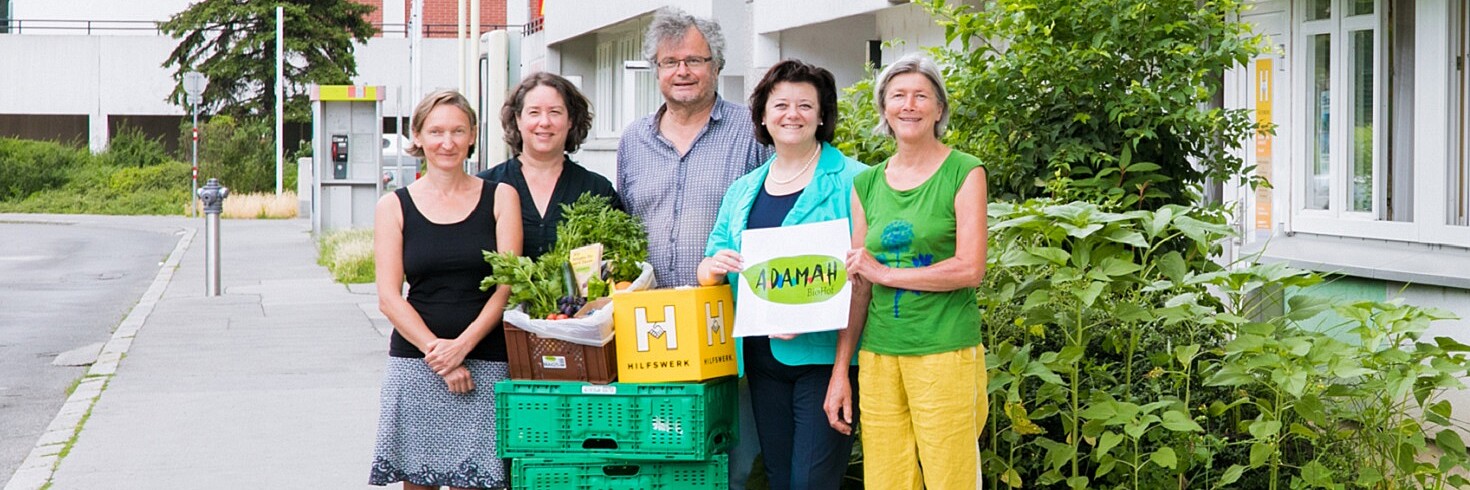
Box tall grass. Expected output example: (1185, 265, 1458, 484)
(317, 228, 375, 284)
(220, 191, 298, 219)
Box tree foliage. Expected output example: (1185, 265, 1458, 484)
(832, 0, 1271, 208)
(160, 0, 376, 123)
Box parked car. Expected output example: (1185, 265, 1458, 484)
(381, 134, 419, 188)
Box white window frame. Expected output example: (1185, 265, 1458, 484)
(1290, 0, 1410, 239)
(591, 23, 660, 140)
(1288, 0, 1470, 248)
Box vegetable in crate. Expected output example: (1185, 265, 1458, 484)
(480, 252, 566, 319)
(548, 193, 649, 283)
(481, 193, 649, 318)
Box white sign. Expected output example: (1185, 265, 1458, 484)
(183, 71, 207, 96)
(733, 218, 852, 337)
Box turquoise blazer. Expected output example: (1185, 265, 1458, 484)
(705, 142, 866, 370)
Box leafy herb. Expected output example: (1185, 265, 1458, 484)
(549, 193, 648, 283)
(481, 193, 648, 318)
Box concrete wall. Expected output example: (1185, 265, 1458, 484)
(9, 0, 191, 34)
(0, 33, 466, 151)
(777, 14, 879, 90)
(543, 0, 705, 46)
(353, 37, 465, 118)
(751, 0, 894, 34)
(876, 2, 954, 61)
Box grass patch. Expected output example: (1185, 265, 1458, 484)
(219, 191, 298, 219)
(48, 376, 107, 483)
(318, 228, 375, 284)
(52, 401, 96, 470)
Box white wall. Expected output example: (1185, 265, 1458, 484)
(876, 2, 954, 62)
(751, 0, 894, 34)
(0, 32, 467, 151)
(777, 14, 879, 90)
(9, 0, 193, 35)
(354, 38, 464, 118)
(544, 0, 711, 46)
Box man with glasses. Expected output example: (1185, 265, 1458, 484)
(615, 6, 770, 489)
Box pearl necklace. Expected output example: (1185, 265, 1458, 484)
(768, 145, 820, 185)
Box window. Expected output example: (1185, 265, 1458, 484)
(1456, 1, 1469, 226)
(1284, 0, 1470, 247)
(1, 0, 10, 34)
(1298, 0, 1384, 218)
(593, 26, 660, 138)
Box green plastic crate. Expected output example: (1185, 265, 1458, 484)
(512, 455, 727, 490)
(496, 377, 737, 460)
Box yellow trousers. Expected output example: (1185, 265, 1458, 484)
(858, 346, 988, 490)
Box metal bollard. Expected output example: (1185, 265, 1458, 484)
(197, 178, 229, 296)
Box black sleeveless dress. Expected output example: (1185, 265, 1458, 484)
(390, 180, 507, 361)
(370, 180, 510, 488)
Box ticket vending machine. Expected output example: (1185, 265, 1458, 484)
(310, 85, 383, 235)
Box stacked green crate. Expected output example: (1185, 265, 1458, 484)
(496, 376, 738, 489)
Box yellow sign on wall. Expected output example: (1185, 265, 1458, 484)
(310, 85, 383, 102)
(1254, 58, 1274, 231)
(613, 286, 737, 383)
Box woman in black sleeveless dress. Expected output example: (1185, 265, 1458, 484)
(369, 90, 523, 490)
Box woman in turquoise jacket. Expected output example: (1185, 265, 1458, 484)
(697, 59, 865, 490)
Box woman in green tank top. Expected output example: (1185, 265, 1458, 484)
(823, 53, 991, 490)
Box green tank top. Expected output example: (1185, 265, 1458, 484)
(853, 150, 984, 356)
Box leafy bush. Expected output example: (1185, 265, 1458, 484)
(839, 0, 1268, 209)
(978, 199, 1470, 489)
(832, 76, 891, 167)
(102, 125, 171, 168)
(0, 137, 191, 215)
(317, 228, 375, 284)
(0, 138, 92, 201)
(181, 115, 278, 194)
(108, 161, 192, 194)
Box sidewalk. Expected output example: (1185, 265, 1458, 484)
(9, 217, 391, 489)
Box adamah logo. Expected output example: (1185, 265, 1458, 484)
(742, 255, 847, 304)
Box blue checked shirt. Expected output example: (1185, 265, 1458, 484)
(617, 97, 772, 287)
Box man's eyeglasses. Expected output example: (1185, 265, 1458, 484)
(657, 56, 713, 70)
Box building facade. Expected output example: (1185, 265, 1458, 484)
(522, 0, 980, 178)
(1222, 0, 1470, 339)
(0, 0, 508, 153)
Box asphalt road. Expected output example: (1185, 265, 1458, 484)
(0, 218, 180, 480)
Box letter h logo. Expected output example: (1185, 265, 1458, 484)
(635, 305, 678, 352)
(706, 300, 727, 346)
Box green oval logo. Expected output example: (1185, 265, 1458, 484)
(741, 255, 848, 304)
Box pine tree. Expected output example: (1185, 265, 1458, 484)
(161, 0, 377, 123)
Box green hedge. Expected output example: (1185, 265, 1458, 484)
(0, 134, 192, 215)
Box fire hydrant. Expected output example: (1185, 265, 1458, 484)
(197, 178, 228, 296)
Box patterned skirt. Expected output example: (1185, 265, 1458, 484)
(369, 357, 509, 488)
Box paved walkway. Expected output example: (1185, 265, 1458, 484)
(4, 217, 392, 489)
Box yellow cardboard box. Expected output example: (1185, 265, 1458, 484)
(613, 285, 736, 383)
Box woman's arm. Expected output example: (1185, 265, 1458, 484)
(826, 189, 870, 435)
(846, 167, 988, 292)
(375, 192, 441, 354)
(697, 185, 745, 286)
(424, 183, 524, 376)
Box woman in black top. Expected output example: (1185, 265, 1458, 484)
(369, 90, 522, 489)
(477, 72, 620, 259)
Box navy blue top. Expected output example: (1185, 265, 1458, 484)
(746, 186, 803, 230)
(477, 156, 621, 258)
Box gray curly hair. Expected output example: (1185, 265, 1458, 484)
(642, 6, 726, 73)
(873, 53, 950, 139)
